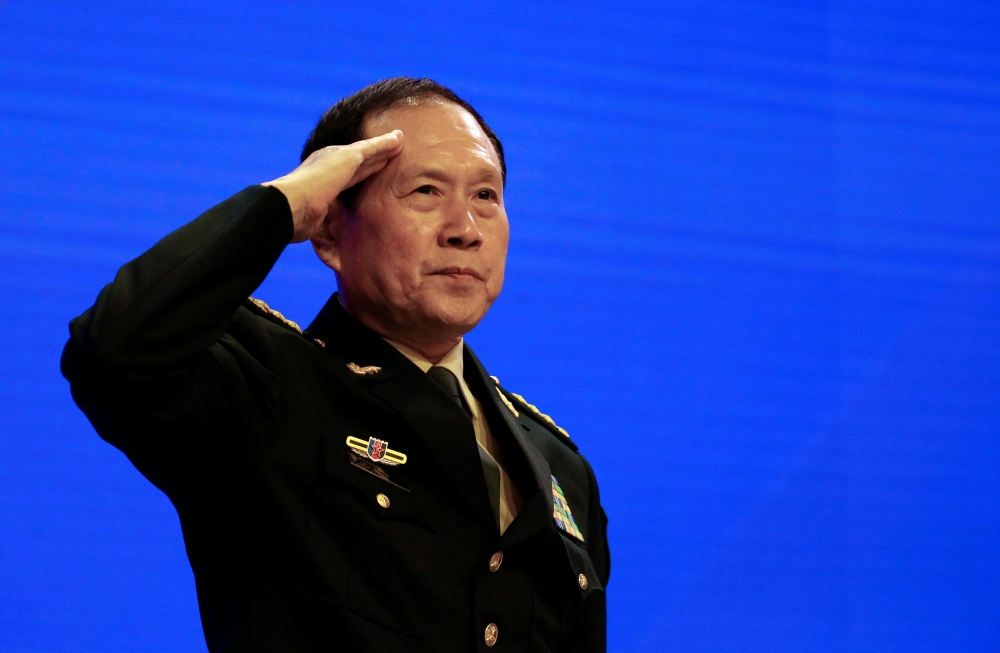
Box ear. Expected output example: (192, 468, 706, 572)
(311, 203, 347, 272)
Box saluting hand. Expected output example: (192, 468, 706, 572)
(263, 130, 403, 243)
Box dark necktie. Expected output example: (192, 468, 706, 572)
(426, 366, 502, 528)
(427, 365, 472, 418)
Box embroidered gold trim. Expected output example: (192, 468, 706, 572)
(248, 297, 302, 333)
(347, 362, 381, 375)
(496, 387, 519, 417)
(510, 392, 570, 439)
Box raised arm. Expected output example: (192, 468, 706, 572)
(64, 130, 403, 370)
(60, 131, 403, 491)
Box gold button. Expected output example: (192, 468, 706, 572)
(376, 493, 390, 509)
(489, 551, 503, 572)
(578, 573, 589, 591)
(484, 622, 498, 647)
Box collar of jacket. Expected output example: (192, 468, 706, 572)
(304, 294, 554, 546)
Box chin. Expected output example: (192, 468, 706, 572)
(423, 295, 492, 334)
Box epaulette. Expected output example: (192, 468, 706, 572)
(246, 297, 302, 333)
(490, 376, 577, 451)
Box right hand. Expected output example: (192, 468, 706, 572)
(263, 130, 403, 243)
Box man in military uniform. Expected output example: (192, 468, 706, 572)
(61, 77, 609, 652)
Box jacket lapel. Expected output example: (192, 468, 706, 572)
(463, 347, 555, 548)
(305, 295, 498, 536)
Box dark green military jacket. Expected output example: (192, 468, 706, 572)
(61, 185, 610, 653)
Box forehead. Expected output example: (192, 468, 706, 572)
(363, 100, 501, 173)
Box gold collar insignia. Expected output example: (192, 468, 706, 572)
(347, 362, 382, 375)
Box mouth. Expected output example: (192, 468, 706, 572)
(431, 267, 485, 281)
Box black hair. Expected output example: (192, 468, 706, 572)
(300, 77, 506, 207)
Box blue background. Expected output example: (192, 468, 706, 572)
(2, 1, 998, 651)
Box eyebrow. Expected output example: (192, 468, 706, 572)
(403, 164, 502, 185)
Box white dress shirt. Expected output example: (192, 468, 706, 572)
(384, 337, 523, 533)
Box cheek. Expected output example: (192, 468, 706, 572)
(486, 216, 510, 261)
(345, 203, 432, 289)
(484, 217, 509, 295)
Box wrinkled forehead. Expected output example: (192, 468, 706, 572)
(362, 99, 501, 170)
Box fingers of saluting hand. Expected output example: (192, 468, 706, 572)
(265, 130, 404, 242)
(353, 129, 404, 158)
(344, 130, 404, 188)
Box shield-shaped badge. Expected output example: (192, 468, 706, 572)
(367, 437, 388, 462)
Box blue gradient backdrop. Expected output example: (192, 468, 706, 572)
(2, 1, 999, 651)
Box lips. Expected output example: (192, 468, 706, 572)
(432, 266, 485, 280)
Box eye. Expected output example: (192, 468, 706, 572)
(477, 189, 496, 200)
(415, 185, 433, 194)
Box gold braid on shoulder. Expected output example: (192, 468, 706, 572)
(490, 376, 571, 440)
(248, 297, 302, 333)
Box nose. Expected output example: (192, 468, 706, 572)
(439, 200, 483, 249)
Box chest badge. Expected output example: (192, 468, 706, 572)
(551, 475, 585, 542)
(346, 436, 407, 466)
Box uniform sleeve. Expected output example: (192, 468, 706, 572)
(586, 457, 611, 587)
(60, 185, 294, 497)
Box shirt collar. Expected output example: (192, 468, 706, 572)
(383, 336, 465, 380)
(383, 337, 478, 419)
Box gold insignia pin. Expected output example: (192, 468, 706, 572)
(347, 362, 381, 375)
(346, 435, 407, 466)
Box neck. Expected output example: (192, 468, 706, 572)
(388, 335, 462, 364)
(337, 293, 463, 363)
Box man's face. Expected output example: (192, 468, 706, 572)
(321, 100, 509, 347)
